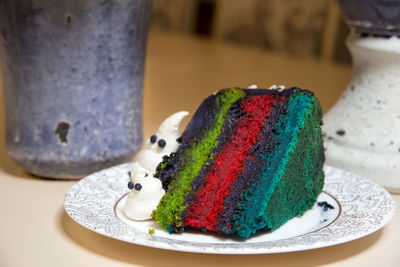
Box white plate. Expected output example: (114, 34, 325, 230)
(64, 164, 396, 254)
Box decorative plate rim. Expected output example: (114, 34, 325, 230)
(64, 164, 396, 254)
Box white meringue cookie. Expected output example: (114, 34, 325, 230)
(124, 111, 188, 220)
(138, 111, 188, 173)
(124, 165, 165, 220)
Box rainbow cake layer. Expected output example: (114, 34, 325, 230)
(152, 87, 325, 238)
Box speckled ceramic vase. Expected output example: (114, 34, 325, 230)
(0, 0, 152, 179)
(323, 0, 400, 193)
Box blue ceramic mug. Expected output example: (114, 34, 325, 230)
(0, 0, 152, 178)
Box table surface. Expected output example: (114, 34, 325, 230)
(0, 30, 399, 267)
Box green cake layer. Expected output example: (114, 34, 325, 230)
(152, 88, 246, 229)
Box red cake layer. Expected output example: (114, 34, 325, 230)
(183, 94, 281, 231)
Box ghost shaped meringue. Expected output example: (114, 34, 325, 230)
(123, 111, 189, 220)
(137, 111, 188, 173)
(124, 164, 166, 220)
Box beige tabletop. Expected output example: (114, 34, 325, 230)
(0, 30, 399, 267)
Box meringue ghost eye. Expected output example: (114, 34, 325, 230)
(128, 181, 134, 190)
(158, 139, 166, 148)
(134, 183, 142, 191)
(150, 135, 157, 143)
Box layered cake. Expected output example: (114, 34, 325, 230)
(151, 87, 325, 238)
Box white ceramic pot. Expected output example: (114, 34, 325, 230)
(323, 33, 400, 193)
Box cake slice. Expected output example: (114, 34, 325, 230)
(152, 87, 324, 238)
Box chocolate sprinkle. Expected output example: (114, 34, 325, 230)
(128, 181, 134, 190)
(158, 139, 166, 148)
(135, 183, 142, 191)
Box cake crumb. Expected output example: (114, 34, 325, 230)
(318, 201, 334, 211)
(269, 84, 286, 91)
